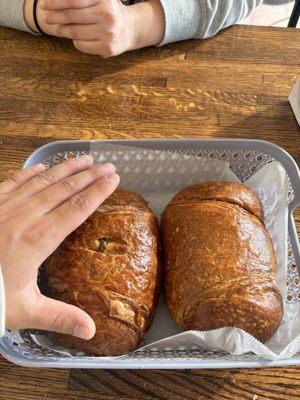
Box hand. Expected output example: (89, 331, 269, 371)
(39, 0, 137, 57)
(1, 156, 120, 339)
(39, 0, 165, 57)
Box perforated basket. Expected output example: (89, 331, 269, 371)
(0, 139, 299, 369)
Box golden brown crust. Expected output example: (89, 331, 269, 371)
(169, 181, 262, 220)
(44, 188, 160, 356)
(161, 182, 283, 343)
(100, 187, 149, 210)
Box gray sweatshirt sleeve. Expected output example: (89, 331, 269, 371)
(0, 0, 262, 44)
(159, 0, 263, 45)
(0, 0, 32, 32)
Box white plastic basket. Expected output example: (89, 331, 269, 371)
(0, 139, 299, 369)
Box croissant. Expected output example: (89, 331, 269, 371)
(161, 182, 283, 343)
(44, 188, 160, 356)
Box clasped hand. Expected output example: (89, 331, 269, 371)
(36, 0, 164, 57)
(40, 0, 136, 57)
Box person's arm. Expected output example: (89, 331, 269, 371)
(39, 0, 262, 57)
(24, 0, 64, 35)
(0, 0, 61, 35)
(0, 0, 262, 56)
(39, 0, 165, 57)
(0, 0, 33, 32)
(158, 0, 263, 46)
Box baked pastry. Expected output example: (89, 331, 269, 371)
(161, 182, 283, 343)
(44, 188, 160, 356)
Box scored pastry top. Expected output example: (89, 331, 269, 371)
(166, 181, 262, 220)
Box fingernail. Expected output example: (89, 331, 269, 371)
(34, 163, 46, 171)
(39, 0, 46, 8)
(104, 173, 119, 183)
(73, 324, 90, 340)
(78, 154, 93, 164)
(95, 163, 115, 174)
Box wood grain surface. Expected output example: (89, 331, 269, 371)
(0, 23, 299, 399)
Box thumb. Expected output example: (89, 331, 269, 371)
(30, 295, 96, 340)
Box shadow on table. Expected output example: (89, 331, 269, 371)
(222, 99, 299, 154)
(47, 35, 202, 88)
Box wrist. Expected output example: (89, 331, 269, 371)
(24, 0, 56, 36)
(24, 0, 39, 33)
(127, 0, 165, 50)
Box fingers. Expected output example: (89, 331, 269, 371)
(18, 155, 93, 198)
(36, 173, 120, 255)
(0, 164, 45, 195)
(57, 24, 101, 41)
(29, 163, 115, 217)
(53, 172, 120, 230)
(73, 39, 102, 55)
(43, 7, 98, 25)
(30, 295, 96, 339)
(40, 0, 99, 11)
(73, 39, 119, 57)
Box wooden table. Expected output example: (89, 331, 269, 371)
(0, 24, 300, 399)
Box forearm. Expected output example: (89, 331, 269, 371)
(130, 0, 165, 49)
(197, 0, 263, 39)
(0, 0, 31, 32)
(158, 0, 263, 45)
